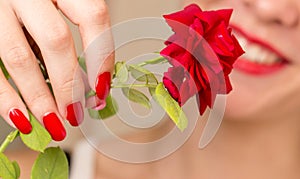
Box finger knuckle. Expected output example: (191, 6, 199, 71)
(27, 91, 51, 108)
(4, 45, 32, 68)
(45, 23, 72, 50)
(58, 78, 77, 93)
(87, 3, 109, 23)
(0, 86, 10, 100)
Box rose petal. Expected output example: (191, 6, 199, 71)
(162, 4, 244, 115)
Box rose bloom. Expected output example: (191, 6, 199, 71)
(161, 4, 244, 115)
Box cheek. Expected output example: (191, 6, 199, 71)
(224, 68, 300, 121)
(187, 0, 235, 9)
(183, 0, 225, 8)
(224, 72, 260, 120)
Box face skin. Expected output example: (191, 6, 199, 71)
(185, 0, 300, 121)
(90, 1, 300, 178)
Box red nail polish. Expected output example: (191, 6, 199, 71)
(43, 113, 66, 141)
(66, 102, 84, 126)
(9, 109, 32, 134)
(95, 72, 111, 101)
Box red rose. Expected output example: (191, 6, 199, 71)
(161, 4, 244, 115)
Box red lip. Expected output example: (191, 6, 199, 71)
(230, 25, 289, 75)
(234, 59, 287, 75)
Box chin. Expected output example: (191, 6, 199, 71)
(223, 71, 277, 121)
(224, 91, 258, 121)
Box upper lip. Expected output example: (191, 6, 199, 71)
(230, 24, 289, 63)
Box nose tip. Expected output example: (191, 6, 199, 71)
(243, 0, 299, 27)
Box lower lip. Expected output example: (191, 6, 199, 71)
(233, 58, 288, 75)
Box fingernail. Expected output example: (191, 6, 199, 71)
(9, 108, 32, 134)
(43, 113, 66, 141)
(95, 72, 111, 101)
(66, 102, 84, 127)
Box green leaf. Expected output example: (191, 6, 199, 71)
(88, 94, 118, 119)
(88, 108, 100, 119)
(0, 153, 17, 179)
(129, 65, 157, 84)
(0, 59, 10, 79)
(31, 147, 68, 179)
(78, 57, 87, 73)
(98, 95, 118, 119)
(122, 87, 151, 109)
(147, 74, 158, 84)
(115, 62, 128, 83)
(148, 86, 156, 97)
(12, 161, 20, 179)
(20, 113, 51, 152)
(154, 83, 188, 131)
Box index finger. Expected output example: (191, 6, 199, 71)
(56, 0, 115, 94)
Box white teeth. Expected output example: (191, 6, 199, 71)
(264, 53, 278, 64)
(238, 37, 248, 49)
(235, 34, 282, 65)
(245, 45, 261, 63)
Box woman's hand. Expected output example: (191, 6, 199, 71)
(0, 0, 114, 141)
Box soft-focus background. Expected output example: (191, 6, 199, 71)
(0, 0, 181, 151)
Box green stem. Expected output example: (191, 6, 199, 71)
(85, 90, 96, 98)
(138, 56, 168, 67)
(0, 58, 10, 79)
(112, 84, 157, 88)
(0, 130, 19, 153)
(137, 62, 148, 67)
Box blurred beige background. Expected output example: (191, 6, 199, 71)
(0, 0, 181, 151)
(72, 0, 182, 56)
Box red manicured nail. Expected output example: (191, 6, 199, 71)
(43, 113, 66, 141)
(66, 102, 84, 126)
(95, 72, 111, 101)
(9, 109, 32, 134)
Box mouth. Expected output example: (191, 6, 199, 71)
(231, 25, 289, 75)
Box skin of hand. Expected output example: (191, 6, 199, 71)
(0, 0, 114, 141)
